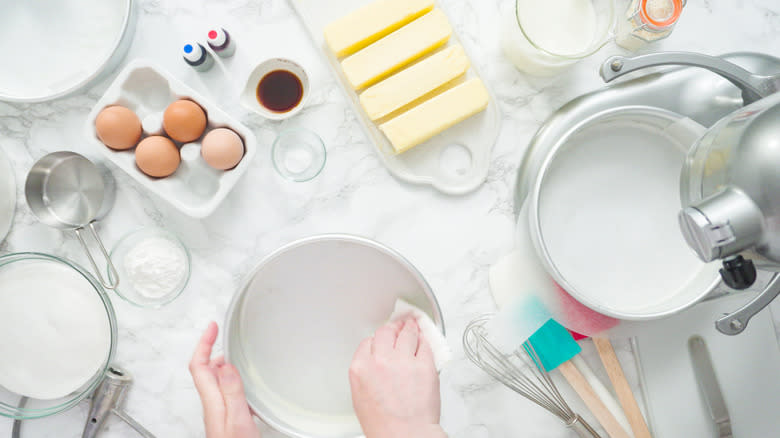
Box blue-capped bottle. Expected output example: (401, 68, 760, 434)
(182, 43, 214, 72)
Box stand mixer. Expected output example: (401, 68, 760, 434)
(602, 52, 780, 335)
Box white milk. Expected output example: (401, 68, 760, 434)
(0, 259, 111, 400)
(502, 0, 597, 76)
(537, 121, 711, 313)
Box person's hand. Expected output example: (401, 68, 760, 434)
(189, 321, 261, 438)
(349, 318, 446, 438)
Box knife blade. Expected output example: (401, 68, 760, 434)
(688, 336, 733, 438)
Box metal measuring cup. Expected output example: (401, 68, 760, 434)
(25, 151, 119, 289)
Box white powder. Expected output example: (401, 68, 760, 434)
(124, 237, 188, 299)
(0, 0, 126, 99)
(0, 259, 111, 400)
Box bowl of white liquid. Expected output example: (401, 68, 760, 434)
(501, 0, 615, 76)
(526, 107, 722, 319)
(272, 129, 327, 182)
(0, 253, 117, 419)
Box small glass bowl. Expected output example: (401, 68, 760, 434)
(108, 227, 191, 308)
(271, 129, 326, 182)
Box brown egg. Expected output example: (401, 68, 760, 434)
(95, 106, 142, 150)
(135, 136, 180, 178)
(201, 128, 245, 170)
(163, 100, 207, 142)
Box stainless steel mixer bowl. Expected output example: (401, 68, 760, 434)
(224, 234, 445, 438)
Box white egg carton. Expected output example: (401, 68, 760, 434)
(85, 59, 257, 218)
(290, 0, 501, 195)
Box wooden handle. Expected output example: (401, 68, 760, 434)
(558, 360, 631, 438)
(593, 337, 653, 438)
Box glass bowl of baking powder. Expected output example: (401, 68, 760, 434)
(108, 227, 191, 308)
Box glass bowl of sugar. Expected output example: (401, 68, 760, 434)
(272, 128, 327, 182)
(0, 252, 117, 420)
(108, 227, 191, 308)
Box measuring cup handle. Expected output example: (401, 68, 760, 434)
(75, 222, 119, 290)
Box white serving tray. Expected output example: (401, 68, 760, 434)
(634, 295, 780, 437)
(85, 59, 257, 218)
(290, 0, 501, 195)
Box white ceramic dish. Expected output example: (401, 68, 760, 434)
(85, 59, 258, 218)
(0, 147, 15, 243)
(241, 58, 311, 120)
(0, 0, 135, 103)
(527, 106, 721, 320)
(225, 235, 444, 438)
(290, 0, 501, 195)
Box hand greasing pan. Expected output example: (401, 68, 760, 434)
(225, 235, 445, 438)
(25, 152, 119, 290)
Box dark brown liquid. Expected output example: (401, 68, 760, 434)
(256, 70, 303, 113)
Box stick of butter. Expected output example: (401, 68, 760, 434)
(360, 45, 470, 121)
(324, 0, 435, 58)
(341, 9, 452, 90)
(379, 78, 489, 154)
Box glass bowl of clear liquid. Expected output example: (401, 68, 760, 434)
(272, 128, 327, 182)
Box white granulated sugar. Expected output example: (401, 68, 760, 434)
(0, 260, 111, 400)
(124, 237, 188, 298)
(0, 0, 126, 98)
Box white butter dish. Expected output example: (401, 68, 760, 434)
(290, 0, 501, 195)
(85, 59, 257, 218)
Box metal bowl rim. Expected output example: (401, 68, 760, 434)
(0, 252, 118, 419)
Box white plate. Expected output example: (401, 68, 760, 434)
(0, 147, 15, 243)
(0, 0, 134, 102)
(85, 60, 258, 218)
(225, 235, 444, 438)
(528, 107, 722, 320)
(290, 0, 501, 195)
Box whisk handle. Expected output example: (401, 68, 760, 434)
(568, 415, 602, 438)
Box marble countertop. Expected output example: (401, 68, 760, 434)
(2, 0, 780, 437)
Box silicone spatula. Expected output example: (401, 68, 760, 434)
(529, 320, 631, 438)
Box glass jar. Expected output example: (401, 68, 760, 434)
(501, 0, 615, 76)
(615, 0, 685, 51)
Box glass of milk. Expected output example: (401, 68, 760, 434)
(502, 0, 615, 76)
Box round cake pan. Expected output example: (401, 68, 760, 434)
(526, 106, 722, 320)
(0, 0, 136, 103)
(224, 235, 444, 438)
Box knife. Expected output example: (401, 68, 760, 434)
(688, 336, 733, 438)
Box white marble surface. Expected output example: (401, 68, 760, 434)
(1, 0, 780, 437)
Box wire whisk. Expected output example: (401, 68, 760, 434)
(463, 316, 601, 438)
